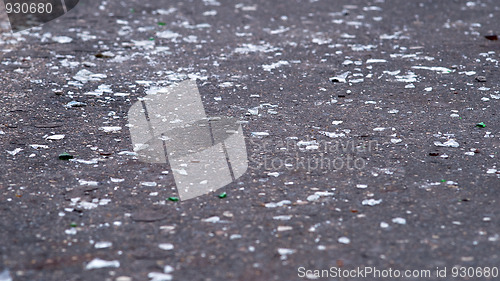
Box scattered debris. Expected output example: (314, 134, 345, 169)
(392, 217, 407, 225)
(59, 152, 74, 160)
(277, 226, 293, 232)
(99, 126, 122, 133)
(251, 132, 270, 137)
(0, 269, 12, 281)
(362, 199, 382, 206)
(476, 122, 486, 128)
(484, 34, 498, 41)
(475, 76, 487, 82)
(265, 200, 292, 208)
(85, 258, 120, 270)
(79, 180, 98, 186)
(147, 272, 173, 281)
(94, 241, 113, 249)
(273, 215, 292, 221)
(329, 71, 350, 83)
(158, 243, 174, 250)
(434, 139, 459, 148)
(65, 101, 87, 108)
(262, 60, 289, 72)
(95, 51, 116, 58)
(73, 69, 107, 83)
(366, 59, 387, 63)
(46, 134, 65, 140)
(202, 216, 220, 223)
(380, 222, 389, 228)
(277, 248, 296, 260)
(52, 36, 73, 44)
(338, 237, 351, 244)
(6, 148, 23, 156)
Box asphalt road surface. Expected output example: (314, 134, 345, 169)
(0, 0, 499, 280)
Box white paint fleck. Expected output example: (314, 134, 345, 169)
(79, 201, 98, 210)
(99, 126, 122, 133)
(307, 194, 320, 201)
(158, 243, 174, 250)
(52, 36, 73, 43)
(262, 60, 289, 72)
(73, 69, 107, 83)
(434, 139, 459, 148)
(320, 131, 345, 138)
(147, 272, 173, 281)
(277, 226, 293, 232)
(173, 168, 188, 175)
(202, 216, 220, 223)
(265, 200, 292, 208)
(366, 59, 387, 63)
(0, 269, 12, 281)
(273, 215, 292, 221)
(65, 228, 77, 235)
(45, 134, 65, 140)
(95, 241, 113, 249)
(111, 178, 125, 183)
(251, 132, 269, 137)
(230, 234, 242, 240)
(79, 180, 98, 186)
(235, 43, 279, 54)
(70, 159, 99, 165)
(156, 30, 180, 40)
